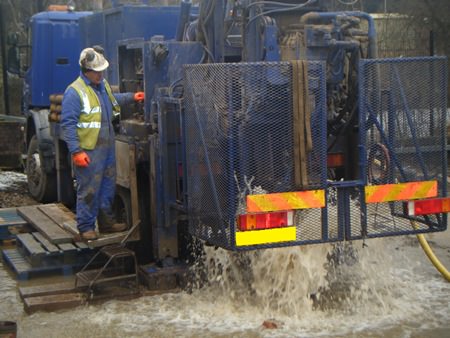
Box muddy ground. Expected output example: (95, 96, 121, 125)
(0, 169, 38, 208)
(1, 170, 450, 338)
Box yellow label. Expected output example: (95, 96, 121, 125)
(235, 226, 296, 246)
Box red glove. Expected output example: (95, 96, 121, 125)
(134, 92, 145, 102)
(72, 151, 90, 167)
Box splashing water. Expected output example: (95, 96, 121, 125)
(194, 243, 330, 317)
(1, 235, 449, 337)
(177, 235, 450, 337)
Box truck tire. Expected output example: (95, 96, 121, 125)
(26, 135, 57, 202)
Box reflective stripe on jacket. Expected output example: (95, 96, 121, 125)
(69, 77, 120, 150)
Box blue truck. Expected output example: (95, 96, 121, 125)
(8, 1, 448, 266)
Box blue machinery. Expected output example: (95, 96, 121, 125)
(102, 1, 448, 262)
(23, 1, 448, 263)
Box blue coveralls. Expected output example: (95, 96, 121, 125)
(61, 72, 133, 233)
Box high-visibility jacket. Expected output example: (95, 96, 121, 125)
(69, 77, 120, 150)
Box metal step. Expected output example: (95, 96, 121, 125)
(76, 269, 139, 287)
(75, 244, 139, 296)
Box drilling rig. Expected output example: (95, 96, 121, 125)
(8, 0, 448, 267)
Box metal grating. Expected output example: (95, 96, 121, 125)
(184, 61, 328, 250)
(182, 57, 448, 251)
(357, 56, 448, 238)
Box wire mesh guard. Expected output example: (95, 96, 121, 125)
(184, 61, 327, 250)
(183, 57, 448, 251)
(359, 56, 448, 238)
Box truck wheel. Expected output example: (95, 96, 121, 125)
(26, 135, 57, 202)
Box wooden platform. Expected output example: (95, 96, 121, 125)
(6, 203, 131, 248)
(0, 207, 28, 227)
(18, 282, 87, 314)
(63, 219, 128, 249)
(2, 248, 89, 281)
(18, 278, 179, 314)
(0, 207, 30, 240)
(1, 203, 136, 281)
(15, 232, 94, 267)
(1, 225, 96, 280)
(19, 281, 141, 314)
(17, 204, 75, 244)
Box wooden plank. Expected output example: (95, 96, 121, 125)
(5, 223, 32, 236)
(74, 241, 88, 249)
(17, 205, 73, 244)
(63, 220, 127, 248)
(62, 220, 79, 237)
(2, 248, 91, 280)
(86, 233, 127, 249)
(19, 282, 78, 299)
(37, 204, 75, 228)
(16, 233, 46, 255)
(0, 207, 28, 226)
(90, 289, 141, 302)
(57, 243, 77, 252)
(32, 232, 60, 253)
(23, 293, 86, 314)
(2, 248, 33, 280)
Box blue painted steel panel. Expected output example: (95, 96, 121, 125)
(151, 42, 204, 233)
(78, 12, 105, 56)
(144, 41, 204, 122)
(80, 6, 197, 85)
(28, 11, 92, 107)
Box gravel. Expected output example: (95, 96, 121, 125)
(0, 170, 38, 208)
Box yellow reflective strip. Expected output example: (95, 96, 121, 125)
(235, 226, 296, 246)
(247, 190, 325, 212)
(365, 181, 437, 203)
(89, 107, 101, 114)
(77, 122, 101, 129)
(415, 181, 437, 199)
(80, 91, 92, 114)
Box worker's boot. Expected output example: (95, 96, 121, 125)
(80, 230, 98, 241)
(97, 210, 128, 233)
(102, 222, 128, 233)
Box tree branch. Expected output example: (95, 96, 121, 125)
(422, 0, 447, 32)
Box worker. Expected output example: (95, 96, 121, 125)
(60, 46, 144, 241)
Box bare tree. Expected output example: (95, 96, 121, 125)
(389, 0, 450, 56)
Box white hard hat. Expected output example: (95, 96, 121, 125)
(79, 47, 109, 72)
